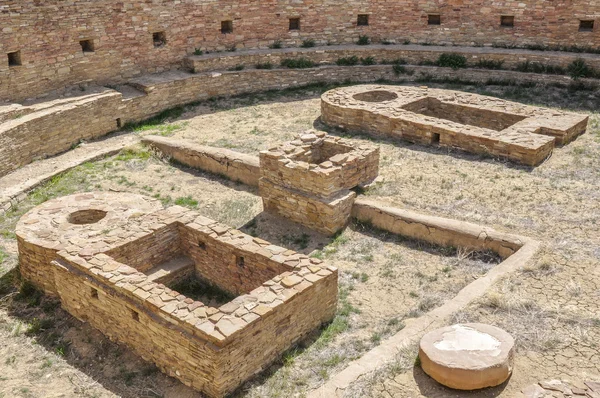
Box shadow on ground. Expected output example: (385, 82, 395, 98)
(412, 365, 510, 397)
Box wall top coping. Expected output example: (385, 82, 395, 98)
(187, 43, 600, 62)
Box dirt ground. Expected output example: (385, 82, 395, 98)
(1, 81, 599, 398)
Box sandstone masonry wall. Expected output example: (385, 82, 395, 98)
(2, 0, 600, 100)
(16, 192, 338, 397)
(142, 136, 261, 187)
(352, 198, 524, 258)
(2, 62, 594, 179)
(0, 91, 122, 176)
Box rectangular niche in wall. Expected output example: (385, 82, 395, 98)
(153, 32, 167, 47)
(80, 39, 95, 53)
(501, 16, 515, 27)
(221, 20, 233, 34)
(428, 14, 441, 25)
(7, 51, 21, 67)
(357, 14, 369, 26)
(579, 20, 594, 32)
(289, 18, 300, 30)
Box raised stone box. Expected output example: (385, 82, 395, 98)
(321, 85, 589, 166)
(259, 131, 379, 235)
(16, 192, 338, 398)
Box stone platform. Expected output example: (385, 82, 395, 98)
(321, 85, 588, 166)
(16, 191, 338, 398)
(259, 131, 379, 235)
(419, 323, 515, 390)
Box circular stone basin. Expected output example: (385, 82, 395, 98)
(352, 90, 398, 103)
(419, 323, 515, 390)
(68, 209, 108, 225)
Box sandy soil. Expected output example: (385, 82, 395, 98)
(1, 81, 599, 398)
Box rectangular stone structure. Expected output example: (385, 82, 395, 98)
(259, 132, 379, 235)
(321, 85, 589, 166)
(16, 192, 337, 398)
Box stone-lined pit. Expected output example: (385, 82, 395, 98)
(352, 90, 398, 103)
(67, 209, 108, 225)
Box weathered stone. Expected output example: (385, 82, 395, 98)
(419, 323, 515, 390)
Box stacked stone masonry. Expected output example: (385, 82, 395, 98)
(321, 85, 589, 166)
(142, 136, 261, 187)
(184, 45, 600, 75)
(259, 131, 379, 235)
(16, 192, 338, 398)
(2, 0, 600, 100)
(2, 45, 597, 177)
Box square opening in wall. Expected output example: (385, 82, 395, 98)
(289, 18, 300, 30)
(7, 51, 21, 67)
(357, 14, 369, 26)
(221, 20, 233, 34)
(501, 16, 514, 27)
(80, 39, 95, 53)
(579, 20, 594, 32)
(153, 32, 167, 47)
(428, 14, 441, 25)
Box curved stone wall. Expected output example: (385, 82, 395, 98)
(2, 57, 597, 178)
(1, 0, 599, 100)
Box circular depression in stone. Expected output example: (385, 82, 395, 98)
(419, 323, 515, 391)
(68, 209, 108, 225)
(352, 90, 398, 103)
(16, 191, 163, 250)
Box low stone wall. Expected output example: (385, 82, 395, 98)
(142, 136, 260, 186)
(1, 61, 595, 179)
(185, 44, 600, 74)
(351, 198, 524, 258)
(0, 91, 122, 177)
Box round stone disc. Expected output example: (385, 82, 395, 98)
(419, 323, 515, 390)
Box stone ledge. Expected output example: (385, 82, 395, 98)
(143, 136, 260, 186)
(184, 43, 600, 74)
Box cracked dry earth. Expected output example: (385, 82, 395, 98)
(0, 81, 599, 398)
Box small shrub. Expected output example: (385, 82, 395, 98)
(301, 38, 316, 48)
(280, 58, 315, 68)
(357, 35, 370, 45)
(255, 62, 273, 69)
(336, 56, 359, 66)
(381, 58, 407, 65)
(227, 64, 245, 71)
(403, 39, 411, 45)
(568, 58, 592, 80)
(436, 53, 467, 69)
(269, 40, 283, 49)
(360, 56, 376, 66)
(193, 48, 203, 56)
(226, 44, 236, 52)
(393, 64, 414, 75)
(514, 60, 566, 75)
(174, 196, 198, 208)
(475, 59, 504, 70)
